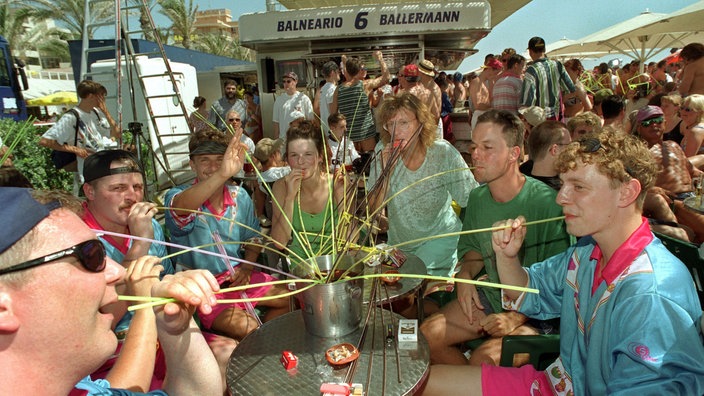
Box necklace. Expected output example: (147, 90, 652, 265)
(685, 122, 699, 131)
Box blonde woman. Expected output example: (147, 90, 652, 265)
(367, 93, 478, 279)
(680, 94, 704, 157)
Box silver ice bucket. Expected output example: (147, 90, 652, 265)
(291, 255, 365, 338)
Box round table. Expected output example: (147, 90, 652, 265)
(227, 310, 429, 395)
(684, 196, 704, 215)
(363, 253, 426, 305)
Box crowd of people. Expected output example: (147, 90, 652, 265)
(2, 38, 704, 395)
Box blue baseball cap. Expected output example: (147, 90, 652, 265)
(0, 188, 61, 254)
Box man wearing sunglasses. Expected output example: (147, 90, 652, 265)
(0, 188, 222, 395)
(424, 131, 704, 395)
(635, 105, 704, 243)
(225, 110, 255, 155)
(272, 71, 314, 140)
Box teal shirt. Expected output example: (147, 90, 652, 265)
(164, 183, 260, 274)
(458, 176, 572, 312)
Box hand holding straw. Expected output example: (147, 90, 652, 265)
(212, 231, 262, 326)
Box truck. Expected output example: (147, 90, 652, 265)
(238, 1, 493, 137)
(0, 35, 28, 121)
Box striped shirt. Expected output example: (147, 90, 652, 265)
(492, 73, 523, 114)
(337, 81, 376, 142)
(520, 58, 575, 118)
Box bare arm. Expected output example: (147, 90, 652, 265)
(330, 85, 340, 115)
(678, 63, 695, 96)
(684, 127, 704, 158)
(269, 170, 303, 250)
(152, 270, 222, 396)
(94, 94, 121, 141)
(492, 217, 530, 301)
(105, 257, 162, 391)
(578, 84, 593, 112)
(38, 137, 90, 158)
(363, 51, 390, 93)
(454, 250, 486, 323)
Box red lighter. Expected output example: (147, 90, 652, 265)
(280, 350, 298, 370)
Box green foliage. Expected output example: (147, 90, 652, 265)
(121, 130, 157, 197)
(0, 118, 72, 190)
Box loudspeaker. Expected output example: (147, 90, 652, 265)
(262, 58, 276, 93)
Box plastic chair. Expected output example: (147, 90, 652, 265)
(655, 232, 704, 307)
(499, 334, 560, 370)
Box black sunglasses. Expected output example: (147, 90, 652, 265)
(0, 239, 106, 276)
(579, 137, 635, 177)
(228, 118, 241, 122)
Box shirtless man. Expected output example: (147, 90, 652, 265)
(636, 105, 704, 243)
(452, 72, 467, 109)
(418, 59, 443, 123)
(403, 64, 433, 105)
(469, 59, 502, 129)
(678, 43, 704, 96)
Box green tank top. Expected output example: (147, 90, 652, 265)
(287, 187, 338, 268)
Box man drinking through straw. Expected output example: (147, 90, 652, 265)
(424, 130, 704, 395)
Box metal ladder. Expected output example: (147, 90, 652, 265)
(80, 0, 193, 193)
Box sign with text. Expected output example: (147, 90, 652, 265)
(239, 2, 490, 44)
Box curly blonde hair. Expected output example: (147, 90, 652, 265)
(556, 131, 657, 208)
(375, 92, 437, 149)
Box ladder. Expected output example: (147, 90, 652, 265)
(80, 0, 193, 194)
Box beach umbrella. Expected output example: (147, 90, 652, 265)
(548, 2, 704, 66)
(26, 91, 78, 106)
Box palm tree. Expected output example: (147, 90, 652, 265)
(196, 32, 254, 61)
(26, 0, 112, 39)
(0, 0, 35, 44)
(157, 0, 197, 49)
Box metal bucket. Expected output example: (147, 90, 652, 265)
(291, 254, 365, 338)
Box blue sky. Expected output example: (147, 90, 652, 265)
(185, 0, 697, 71)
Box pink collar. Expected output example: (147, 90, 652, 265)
(590, 217, 653, 295)
(81, 202, 130, 255)
(202, 184, 235, 218)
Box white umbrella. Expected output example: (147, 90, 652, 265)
(547, 11, 668, 64)
(546, 38, 610, 61)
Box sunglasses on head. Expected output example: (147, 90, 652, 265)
(640, 116, 664, 127)
(0, 239, 106, 276)
(578, 137, 635, 177)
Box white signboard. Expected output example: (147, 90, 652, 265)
(239, 2, 490, 44)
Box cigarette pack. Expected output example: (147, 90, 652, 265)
(280, 350, 298, 370)
(397, 319, 418, 342)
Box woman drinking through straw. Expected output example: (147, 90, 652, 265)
(164, 129, 289, 341)
(270, 120, 355, 270)
(366, 93, 478, 314)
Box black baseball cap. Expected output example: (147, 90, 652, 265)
(83, 150, 143, 184)
(528, 37, 546, 52)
